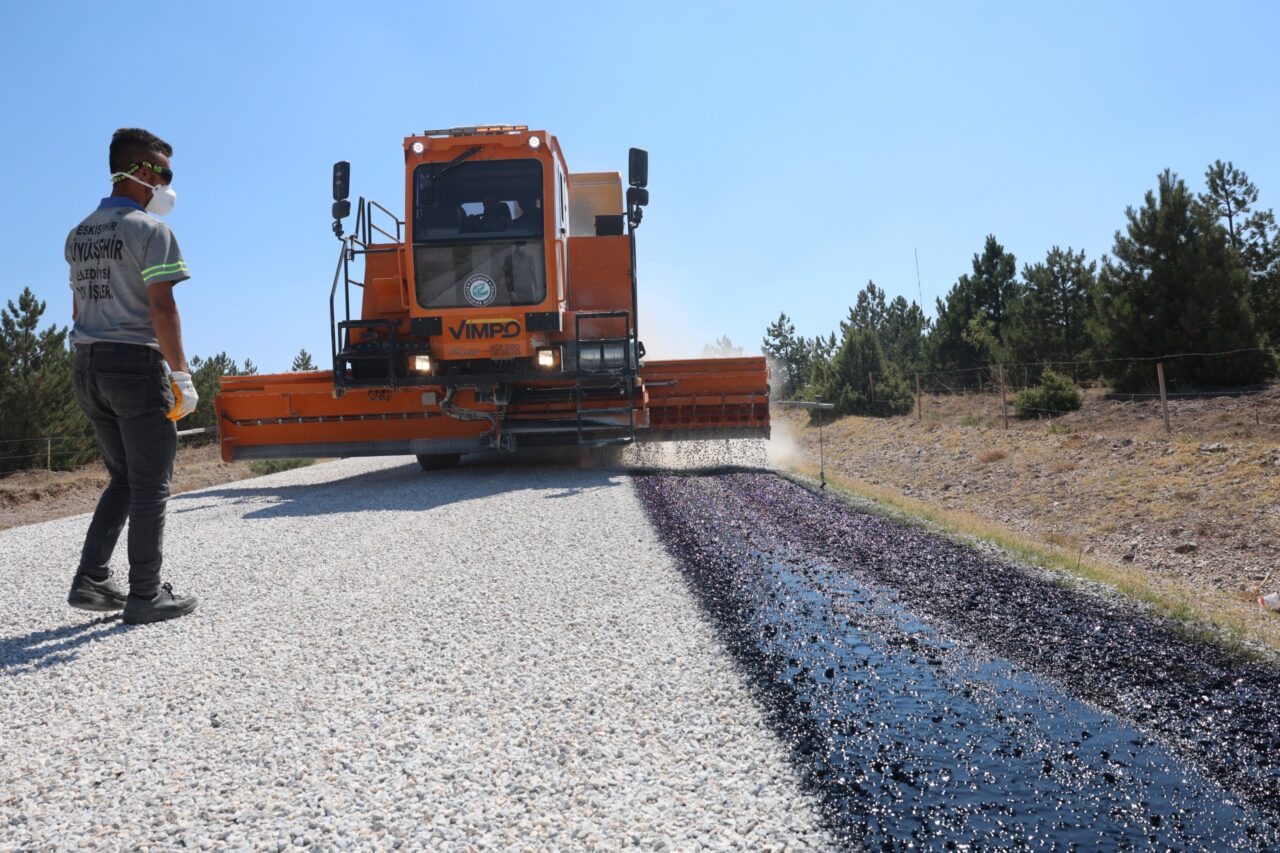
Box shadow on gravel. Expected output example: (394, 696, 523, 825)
(0, 616, 130, 675)
(637, 471, 1280, 850)
(171, 460, 625, 520)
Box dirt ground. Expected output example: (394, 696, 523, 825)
(0, 443, 255, 532)
(779, 385, 1280, 606)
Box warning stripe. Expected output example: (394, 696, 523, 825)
(141, 261, 189, 282)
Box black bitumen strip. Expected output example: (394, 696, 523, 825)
(636, 471, 1280, 850)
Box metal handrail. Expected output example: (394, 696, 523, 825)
(367, 200, 403, 243)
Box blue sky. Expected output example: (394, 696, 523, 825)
(4, 1, 1278, 370)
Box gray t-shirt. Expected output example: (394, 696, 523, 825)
(66, 197, 190, 347)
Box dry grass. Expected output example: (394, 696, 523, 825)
(977, 450, 1008, 464)
(1045, 531, 1078, 549)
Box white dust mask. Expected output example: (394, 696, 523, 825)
(112, 171, 177, 216)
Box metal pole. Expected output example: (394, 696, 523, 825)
(817, 395, 826, 489)
(1157, 362, 1170, 435)
(46, 437, 51, 473)
(998, 364, 1009, 430)
(916, 373, 922, 421)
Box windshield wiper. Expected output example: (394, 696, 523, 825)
(429, 146, 483, 187)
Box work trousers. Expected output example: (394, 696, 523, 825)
(72, 343, 177, 598)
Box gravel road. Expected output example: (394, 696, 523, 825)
(1, 457, 828, 850)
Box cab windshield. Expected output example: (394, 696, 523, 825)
(413, 159, 544, 242)
(412, 159, 546, 308)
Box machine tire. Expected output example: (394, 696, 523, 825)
(416, 453, 461, 471)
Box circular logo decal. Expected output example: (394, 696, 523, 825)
(464, 273, 497, 307)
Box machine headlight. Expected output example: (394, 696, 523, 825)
(537, 347, 558, 368)
(528, 136, 541, 149)
(411, 141, 425, 154)
(412, 355, 432, 373)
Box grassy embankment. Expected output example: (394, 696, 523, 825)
(780, 406, 1280, 659)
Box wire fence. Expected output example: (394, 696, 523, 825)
(0, 427, 216, 476)
(902, 350, 1280, 438)
(782, 347, 1280, 439)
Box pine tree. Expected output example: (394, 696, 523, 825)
(805, 333, 838, 394)
(1202, 160, 1258, 249)
(880, 295, 929, 376)
(965, 235, 1020, 342)
(927, 285, 983, 384)
(187, 353, 244, 432)
(925, 235, 1019, 385)
(291, 348, 318, 371)
(1093, 170, 1272, 391)
(1004, 247, 1097, 380)
(838, 282, 928, 377)
(820, 329, 913, 417)
(1200, 161, 1280, 344)
(701, 335, 744, 357)
(761, 313, 808, 398)
(0, 288, 91, 472)
(840, 281, 888, 339)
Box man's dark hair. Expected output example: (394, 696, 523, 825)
(109, 128, 173, 174)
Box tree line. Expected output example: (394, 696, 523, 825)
(762, 161, 1280, 416)
(0, 289, 320, 474)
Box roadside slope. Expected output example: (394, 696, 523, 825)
(777, 409, 1280, 651)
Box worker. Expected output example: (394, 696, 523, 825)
(64, 128, 199, 625)
(513, 197, 540, 230)
(478, 193, 511, 232)
(503, 247, 539, 303)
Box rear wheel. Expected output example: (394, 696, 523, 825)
(416, 453, 461, 472)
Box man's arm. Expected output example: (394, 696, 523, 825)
(148, 281, 189, 373)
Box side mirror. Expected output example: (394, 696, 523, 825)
(628, 148, 648, 189)
(332, 200, 351, 221)
(626, 187, 649, 208)
(332, 161, 351, 202)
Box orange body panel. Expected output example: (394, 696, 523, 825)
(216, 359, 769, 461)
(360, 245, 409, 323)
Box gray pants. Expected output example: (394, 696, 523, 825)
(73, 343, 177, 598)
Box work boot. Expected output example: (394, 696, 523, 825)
(68, 572, 127, 612)
(122, 583, 198, 625)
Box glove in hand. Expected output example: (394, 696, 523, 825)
(168, 371, 199, 421)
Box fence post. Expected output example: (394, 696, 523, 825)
(868, 372, 876, 410)
(1157, 361, 1170, 435)
(915, 373, 922, 422)
(998, 365, 1009, 430)
(46, 437, 52, 473)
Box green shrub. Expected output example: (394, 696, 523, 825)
(247, 458, 315, 475)
(1014, 369, 1082, 419)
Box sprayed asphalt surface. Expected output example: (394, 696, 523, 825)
(636, 470, 1280, 850)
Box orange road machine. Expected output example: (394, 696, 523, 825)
(215, 126, 770, 470)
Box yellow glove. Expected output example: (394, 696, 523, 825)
(167, 371, 199, 421)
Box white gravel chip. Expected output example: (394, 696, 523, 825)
(1, 457, 828, 850)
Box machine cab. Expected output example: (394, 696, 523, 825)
(404, 126, 568, 364)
